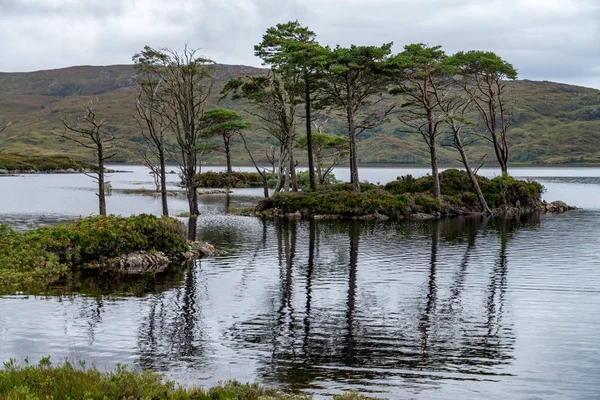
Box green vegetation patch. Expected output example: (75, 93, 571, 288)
(195, 171, 275, 188)
(256, 169, 544, 219)
(0, 153, 92, 172)
(0, 215, 187, 294)
(0, 358, 375, 399)
(258, 187, 410, 218)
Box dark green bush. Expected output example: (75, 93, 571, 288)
(264, 190, 408, 217)
(482, 175, 544, 209)
(384, 174, 433, 194)
(195, 171, 274, 188)
(385, 169, 544, 210)
(414, 196, 441, 213)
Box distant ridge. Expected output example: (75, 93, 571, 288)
(1, 64, 600, 165)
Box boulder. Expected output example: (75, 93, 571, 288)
(115, 251, 170, 274)
(185, 241, 215, 260)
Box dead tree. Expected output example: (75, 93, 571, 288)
(440, 96, 493, 215)
(133, 70, 170, 216)
(133, 45, 214, 216)
(54, 99, 118, 216)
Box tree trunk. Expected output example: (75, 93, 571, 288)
(224, 134, 232, 173)
(454, 135, 492, 215)
(429, 140, 441, 200)
(159, 148, 169, 216)
(347, 106, 360, 193)
(97, 148, 106, 216)
(187, 183, 199, 216)
(305, 74, 317, 192)
(287, 131, 297, 191)
(274, 148, 286, 193)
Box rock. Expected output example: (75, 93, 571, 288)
(312, 214, 340, 220)
(543, 200, 575, 213)
(185, 241, 215, 260)
(115, 251, 171, 274)
(410, 213, 437, 220)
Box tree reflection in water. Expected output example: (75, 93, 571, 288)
(229, 217, 532, 390)
(128, 213, 542, 393)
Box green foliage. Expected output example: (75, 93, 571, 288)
(295, 170, 338, 187)
(384, 169, 544, 210)
(254, 20, 324, 75)
(450, 50, 517, 80)
(201, 108, 251, 136)
(262, 189, 409, 218)
(257, 170, 544, 219)
(0, 358, 374, 399)
(195, 171, 274, 188)
(0, 215, 187, 294)
(414, 195, 441, 213)
(482, 174, 544, 209)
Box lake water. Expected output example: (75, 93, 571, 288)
(0, 166, 599, 399)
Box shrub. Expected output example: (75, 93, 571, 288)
(195, 171, 274, 188)
(414, 196, 441, 213)
(261, 189, 409, 218)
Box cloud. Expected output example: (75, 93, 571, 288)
(0, 0, 598, 88)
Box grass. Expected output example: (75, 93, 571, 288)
(0, 358, 376, 399)
(0, 215, 188, 294)
(256, 169, 545, 219)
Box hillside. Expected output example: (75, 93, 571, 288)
(1, 64, 600, 165)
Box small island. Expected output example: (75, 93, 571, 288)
(0, 214, 213, 295)
(0, 153, 95, 174)
(252, 169, 574, 220)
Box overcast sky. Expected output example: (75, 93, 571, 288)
(0, 0, 599, 88)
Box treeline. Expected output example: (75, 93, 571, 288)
(1, 21, 516, 217)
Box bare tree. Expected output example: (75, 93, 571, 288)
(133, 45, 214, 216)
(451, 50, 517, 175)
(53, 99, 118, 216)
(240, 132, 270, 198)
(222, 71, 299, 193)
(132, 72, 170, 216)
(440, 95, 493, 215)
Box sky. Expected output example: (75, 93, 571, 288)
(0, 0, 599, 88)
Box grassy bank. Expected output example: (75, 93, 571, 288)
(256, 169, 548, 219)
(0, 215, 187, 294)
(0, 359, 373, 399)
(0, 153, 93, 172)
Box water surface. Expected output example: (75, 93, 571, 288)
(0, 166, 599, 399)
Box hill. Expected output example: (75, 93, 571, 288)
(1, 64, 600, 165)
